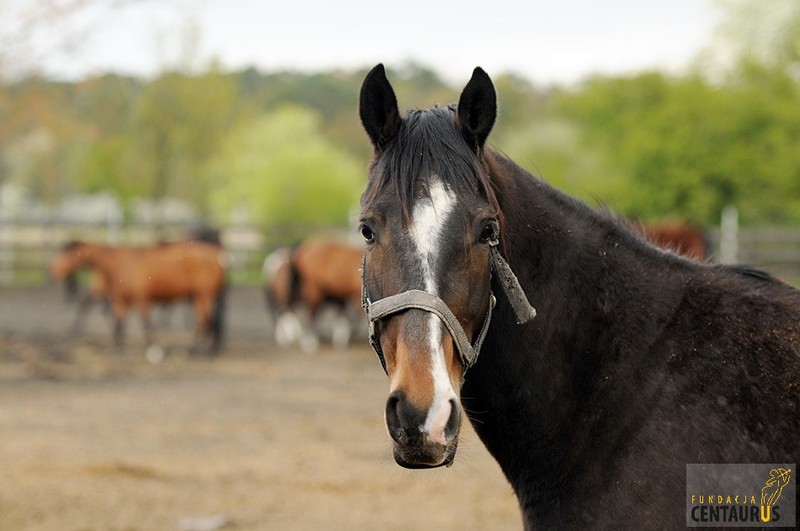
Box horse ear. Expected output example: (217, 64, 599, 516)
(457, 67, 496, 152)
(359, 64, 401, 151)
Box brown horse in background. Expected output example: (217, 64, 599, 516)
(292, 236, 363, 314)
(51, 240, 227, 354)
(263, 236, 364, 349)
(57, 226, 224, 337)
(634, 221, 711, 261)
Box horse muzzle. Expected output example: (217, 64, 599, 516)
(385, 389, 461, 469)
(392, 441, 458, 469)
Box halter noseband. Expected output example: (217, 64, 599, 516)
(361, 241, 536, 376)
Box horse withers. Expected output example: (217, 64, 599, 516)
(358, 64, 799, 529)
(50, 240, 227, 355)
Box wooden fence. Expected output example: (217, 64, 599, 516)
(723, 226, 800, 284)
(0, 222, 798, 287)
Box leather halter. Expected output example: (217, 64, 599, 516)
(361, 240, 536, 376)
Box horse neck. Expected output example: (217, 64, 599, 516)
(488, 149, 691, 351)
(468, 152, 692, 516)
(77, 244, 120, 280)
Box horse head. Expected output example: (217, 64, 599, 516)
(359, 65, 533, 468)
(50, 240, 89, 298)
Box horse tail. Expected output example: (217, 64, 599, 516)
(288, 248, 303, 308)
(289, 262, 302, 308)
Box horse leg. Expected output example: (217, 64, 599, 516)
(331, 302, 352, 349)
(138, 300, 167, 363)
(71, 293, 93, 335)
(114, 318, 123, 346)
(349, 296, 369, 342)
(137, 301, 155, 346)
(275, 311, 303, 347)
(111, 299, 128, 349)
(331, 318, 351, 348)
(297, 284, 322, 352)
(208, 283, 227, 356)
(335, 297, 365, 347)
(192, 295, 213, 356)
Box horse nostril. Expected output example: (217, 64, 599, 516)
(385, 391, 400, 423)
(386, 392, 459, 447)
(385, 390, 409, 444)
(444, 398, 461, 441)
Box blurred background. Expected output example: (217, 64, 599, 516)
(1, 1, 799, 529)
(0, 0, 798, 284)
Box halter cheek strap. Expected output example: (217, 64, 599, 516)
(361, 241, 536, 376)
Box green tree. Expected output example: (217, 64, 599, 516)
(77, 135, 136, 199)
(129, 67, 237, 212)
(207, 106, 363, 228)
(0, 77, 80, 202)
(551, 69, 800, 225)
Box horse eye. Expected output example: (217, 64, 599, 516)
(479, 222, 497, 244)
(360, 224, 376, 244)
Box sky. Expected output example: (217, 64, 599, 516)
(5, 0, 719, 85)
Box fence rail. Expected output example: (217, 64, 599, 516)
(725, 227, 800, 283)
(0, 222, 798, 287)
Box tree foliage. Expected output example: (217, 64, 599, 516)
(129, 68, 237, 211)
(0, 0, 798, 228)
(545, 0, 800, 224)
(207, 106, 363, 227)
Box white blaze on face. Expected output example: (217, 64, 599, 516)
(410, 176, 459, 445)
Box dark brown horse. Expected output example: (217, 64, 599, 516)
(51, 240, 227, 354)
(358, 65, 799, 529)
(634, 221, 711, 261)
(264, 237, 364, 349)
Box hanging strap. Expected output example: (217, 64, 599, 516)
(489, 243, 537, 324)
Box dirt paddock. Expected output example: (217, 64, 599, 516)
(0, 286, 519, 530)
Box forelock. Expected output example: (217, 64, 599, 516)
(361, 105, 497, 223)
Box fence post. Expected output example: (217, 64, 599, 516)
(719, 204, 739, 265)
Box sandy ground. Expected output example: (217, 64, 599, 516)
(0, 286, 520, 530)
